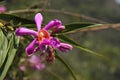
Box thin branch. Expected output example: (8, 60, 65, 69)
(7, 9, 106, 23)
(79, 24, 120, 32)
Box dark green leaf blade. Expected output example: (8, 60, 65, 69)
(55, 53, 77, 80)
(57, 34, 107, 59)
(61, 22, 102, 33)
(0, 14, 34, 25)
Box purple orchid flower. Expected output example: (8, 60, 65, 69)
(19, 55, 45, 71)
(0, 6, 6, 13)
(15, 13, 72, 62)
(28, 55, 45, 70)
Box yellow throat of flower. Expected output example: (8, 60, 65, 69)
(38, 29, 50, 43)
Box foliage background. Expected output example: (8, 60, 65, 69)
(0, 0, 120, 80)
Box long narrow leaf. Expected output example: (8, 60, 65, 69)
(0, 33, 19, 80)
(55, 53, 77, 80)
(61, 23, 103, 34)
(57, 34, 108, 59)
(0, 30, 9, 68)
(0, 14, 34, 25)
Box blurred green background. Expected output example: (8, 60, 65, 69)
(1, 0, 120, 80)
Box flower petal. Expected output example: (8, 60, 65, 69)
(52, 25, 65, 33)
(28, 55, 40, 64)
(26, 39, 37, 56)
(50, 37, 60, 47)
(0, 6, 6, 13)
(15, 27, 37, 37)
(28, 55, 45, 70)
(35, 63, 45, 70)
(39, 39, 50, 54)
(19, 66, 26, 71)
(35, 13, 43, 31)
(44, 19, 62, 30)
(57, 43, 72, 53)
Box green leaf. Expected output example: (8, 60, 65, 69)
(55, 53, 77, 80)
(0, 14, 34, 25)
(57, 34, 108, 59)
(61, 22, 103, 34)
(0, 31, 19, 80)
(0, 30, 8, 68)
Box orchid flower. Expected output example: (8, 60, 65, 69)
(28, 55, 45, 70)
(15, 13, 72, 62)
(19, 55, 45, 71)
